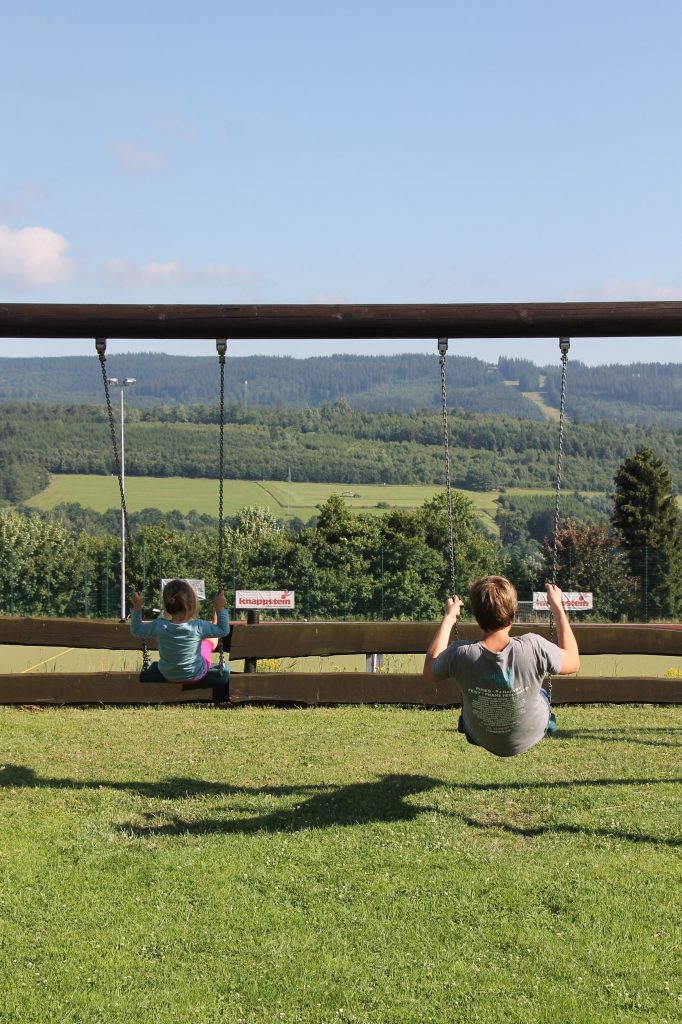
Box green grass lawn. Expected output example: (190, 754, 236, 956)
(0, 704, 679, 1023)
(2, 643, 681, 680)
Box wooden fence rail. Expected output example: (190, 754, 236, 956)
(1, 617, 680, 706)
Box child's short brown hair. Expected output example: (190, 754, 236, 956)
(162, 578, 198, 618)
(468, 576, 518, 632)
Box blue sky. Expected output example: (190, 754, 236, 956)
(1, 0, 681, 364)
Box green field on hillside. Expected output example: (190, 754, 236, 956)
(25, 474, 554, 528)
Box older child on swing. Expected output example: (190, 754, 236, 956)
(424, 577, 579, 757)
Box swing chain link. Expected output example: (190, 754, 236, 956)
(216, 339, 227, 672)
(546, 337, 570, 701)
(96, 339, 150, 670)
(438, 338, 458, 640)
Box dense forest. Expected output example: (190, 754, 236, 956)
(1, 401, 681, 503)
(2, 352, 682, 426)
(0, 353, 542, 418)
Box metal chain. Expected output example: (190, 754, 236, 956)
(96, 340, 150, 670)
(546, 337, 570, 702)
(438, 338, 458, 639)
(216, 339, 227, 672)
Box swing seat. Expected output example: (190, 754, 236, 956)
(138, 662, 230, 701)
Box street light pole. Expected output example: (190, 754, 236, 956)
(107, 376, 136, 620)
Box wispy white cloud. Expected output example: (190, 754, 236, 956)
(111, 141, 166, 172)
(0, 224, 74, 289)
(102, 258, 262, 287)
(600, 278, 682, 301)
(563, 278, 682, 301)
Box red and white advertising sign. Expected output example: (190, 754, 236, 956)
(236, 590, 295, 610)
(532, 591, 593, 611)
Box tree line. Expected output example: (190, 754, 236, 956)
(1, 401, 681, 504)
(2, 445, 680, 623)
(1, 352, 681, 425)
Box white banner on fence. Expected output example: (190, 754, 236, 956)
(161, 578, 206, 599)
(532, 591, 593, 611)
(236, 589, 295, 610)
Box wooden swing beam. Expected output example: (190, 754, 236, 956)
(1, 300, 681, 704)
(2, 300, 682, 340)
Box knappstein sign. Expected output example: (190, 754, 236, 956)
(235, 590, 296, 610)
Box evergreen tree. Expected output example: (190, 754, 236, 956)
(612, 445, 682, 619)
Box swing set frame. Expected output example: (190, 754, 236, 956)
(1, 300, 681, 706)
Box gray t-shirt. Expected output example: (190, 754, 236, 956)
(433, 633, 563, 757)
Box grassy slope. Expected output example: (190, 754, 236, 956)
(0, 704, 679, 1024)
(24, 475, 560, 532)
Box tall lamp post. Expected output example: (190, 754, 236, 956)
(107, 377, 136, 620)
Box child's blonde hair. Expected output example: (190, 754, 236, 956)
(469, 575, 518, 632)
(162, 578, 198, 618)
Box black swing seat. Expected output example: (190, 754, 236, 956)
(138, 662, 230, 701)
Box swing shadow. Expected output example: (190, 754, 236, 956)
(1, 765, 679, 846)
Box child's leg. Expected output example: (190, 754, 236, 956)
(457, 713, 480, 746)
(540, 688, 558, 734)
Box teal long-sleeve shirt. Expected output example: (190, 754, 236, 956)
(130, 608, 229, 681)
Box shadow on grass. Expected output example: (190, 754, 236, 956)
(459, 814, 680, 846)
(551, 726, 682, 747)
(1, 765, 680, 846)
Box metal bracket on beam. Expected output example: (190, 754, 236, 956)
(559, 337, 570, 355)
(437, 338, 448, 356)
(95, 338, 107, 359)
(216, 338, 227, 362)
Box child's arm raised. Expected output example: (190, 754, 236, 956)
(423, 596, 463, 683)
(129, 592, 155, 637)
(545, 584, 580, 674)
(200, 591, 230, 638)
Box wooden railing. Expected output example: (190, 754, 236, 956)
(1, 617, 680, 706)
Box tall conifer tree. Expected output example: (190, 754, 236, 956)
(612, 445, 682, 619)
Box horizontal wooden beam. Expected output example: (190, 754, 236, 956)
(0, 672, 679, 706)
(0, 672, 220, 704)
(230, 674, 682, 706)
(2, 301, 682, 340)
(1, 617, 681, 657)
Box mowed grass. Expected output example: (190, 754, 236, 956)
(0, 703, 680, 1024)
(2, 645, 681, 681)
(25, 473, 560, 529)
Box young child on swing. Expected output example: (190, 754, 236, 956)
(423, 577, 579, 757)
(130, 579, 229, 682)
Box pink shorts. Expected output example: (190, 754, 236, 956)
(191, 639, 217, 681)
